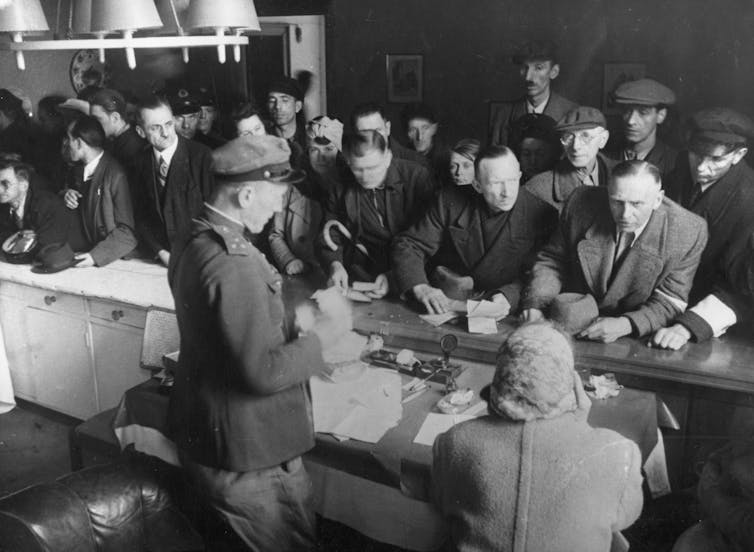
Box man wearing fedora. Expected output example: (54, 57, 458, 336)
(525, 106, 617, 212)
(132, 95, 214, 267)
(62, 115, 137, 267)
(607, 78, 679, 178)
(488, 40, 577, 147)
(653, 108, 754, 349)
(392, 145, 557, 315)
(0, 155, 70, 257)
(522, 160, 707, 343)
(168, 134, 349, 550)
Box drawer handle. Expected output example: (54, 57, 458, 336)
(44, 295, 56, 305)
(111, 310, 125, 321)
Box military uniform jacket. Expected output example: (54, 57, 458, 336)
(521, 186, 708, 337)
(392, 187, 557, 310)
(665, 158, 754, 341)
(0, 182, 70, 248)
(72, 152, 137, 266)
(167, 206, 325, 472)
(524, 153, 618, 212)
(133, 136, 214, 255)
(488, 92, 577, 147)
(318, 157, 436, 279)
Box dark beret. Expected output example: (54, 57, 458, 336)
(512, 113, 559, 144)
(690, 107, 754, 144)
(555, 106, 606, 133)
(196, 87, 216, 107)
(613, 79, 676, 106)
(267, 77, 304, 102)
(212, 134, 304, 184)
(167, 88, 200, 116)
(513, 40, 559, 64)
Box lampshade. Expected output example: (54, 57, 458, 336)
(0, 0, 49, 33)
(185, 0, 260, 31)
(90, 0, 163, 33)
(155, 0, 189, 33)
(71, 0, 92, 35)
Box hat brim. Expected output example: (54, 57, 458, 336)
(556, 122, 605, 133)
(220, 168, 307, 185)
(31, 257, 83, 274)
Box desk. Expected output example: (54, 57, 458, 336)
(114, 365, 659, 551)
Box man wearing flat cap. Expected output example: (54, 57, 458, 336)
(489, 40, 577, 147)
(89, 88, 147, 178)
(654, 108, 754, 349)
(267, 77, 307, 158)
(168, 88, 202, 142)
(526, 106, 617, 212)
(522, 160, 707, 343)
(168, 134, 349, 550)
(607, 78, 679, 178)
(132, 95, 214, 266)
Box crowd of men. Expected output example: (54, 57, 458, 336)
(1, 38, 754, 551)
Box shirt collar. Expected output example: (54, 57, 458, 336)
(83, 151, 104, 181)
(616, 215, 652, 246)
(154, 137, 179, 166)
(204, 202, 245, 231)
(526, 91, 550, 114)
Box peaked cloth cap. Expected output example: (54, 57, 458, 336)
(212, 134, 305, 184)
(555, 106, 607, 133)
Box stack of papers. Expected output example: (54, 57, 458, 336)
(418, 299, 509, 333)
(311, 367, 402, 443)
(413, 401, 488, 445)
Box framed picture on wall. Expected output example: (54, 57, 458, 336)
(386, 54, 423, 103)
(603, 62, 646, 113)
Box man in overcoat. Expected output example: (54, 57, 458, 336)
(522, 160, 707, 342)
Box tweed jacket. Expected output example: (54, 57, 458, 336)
(133, 136, 214, 255)
(524, 153, 618, 212)
(70, 152, 137, 266)
(318, 157, 436, 280)
(0, 182, 70, 248)
(521, 186, 708, 337)
(489, 91, 577, 147)
(606, 138, 679, 179)
(268, 184, 323, 270)
(392, 186, 557, 310)
(432, 413, 643, 552)
(167, 207, 324, 472)
(664, 158, 754, 341)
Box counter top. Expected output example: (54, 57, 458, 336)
(0, 259, 174, 310)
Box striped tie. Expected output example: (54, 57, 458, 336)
(157, 155, 168, 188)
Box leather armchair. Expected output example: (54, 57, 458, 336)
(0, 454, 204, 552)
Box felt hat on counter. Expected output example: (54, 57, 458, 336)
(428, 265, 475, 301)
(548, 292, 599, 335)
(1, 230, 38, 265)
(31, 243, 82, 274)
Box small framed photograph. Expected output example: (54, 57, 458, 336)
(603, 62, 646, 113)
(386, 54, 423, 103)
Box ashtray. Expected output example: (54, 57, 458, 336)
(436, 388, 474, 414)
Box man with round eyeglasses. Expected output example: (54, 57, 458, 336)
(525, 106, 617, 212)
(654, 108, 754, 349)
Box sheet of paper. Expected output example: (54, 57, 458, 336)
(311, 367, 402, 443)
(419, 311, 458, 327)
(413, 412, 475, 446)
(466, 299, 509, 320)
(467, 316, 498, 334)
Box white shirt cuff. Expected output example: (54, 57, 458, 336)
(690, 294, 738, 337)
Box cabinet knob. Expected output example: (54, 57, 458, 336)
(44, 295, 56, 305)
(111, 310, 124, 321)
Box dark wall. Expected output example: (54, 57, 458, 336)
(324, 0, 754, 145)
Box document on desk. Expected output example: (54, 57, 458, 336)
(311, 367, 402, 443)
(413, 412, 475, 446)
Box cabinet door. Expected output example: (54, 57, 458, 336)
(91, 320, 149, 411)
(25, 307, 96, 419)
(0, 294, 35, 399)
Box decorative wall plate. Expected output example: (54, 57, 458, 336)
(69, 49, 110, 93)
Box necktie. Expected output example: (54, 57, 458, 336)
(10, 208, 22, 229)
(613, 231, 634, 268)
(624, 149, 637, 161)
(688, 183, 703, 208)
(157, 155, 168, 188)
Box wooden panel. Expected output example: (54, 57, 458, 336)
(26, 307, 95, 419)
(88, 298, 147, 329)
(0, 294, 35, 399)
(90, 321, 149, 411)
(23, 287, 87, 317)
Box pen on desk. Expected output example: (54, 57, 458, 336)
(402, 386, 428, 404)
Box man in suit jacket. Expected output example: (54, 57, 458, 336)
(489, 40, 577, 147)
(526, 106, 618, 212)
(433, 322, 643, 552)
(522, 160, 707, 342)
(133, 95, 214, 267)
(319, 130, 435, 297)
(392, 145, 557, 315)
(62, 116, 137, 267)
(350, 102, 428, 169)
(654, 108, 754, 349)
(607, 79, 679, 178)
(168, 134, 349, 550)
(0, 156, 69, 250)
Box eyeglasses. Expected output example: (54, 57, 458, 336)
(560, 130, 603, 147)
